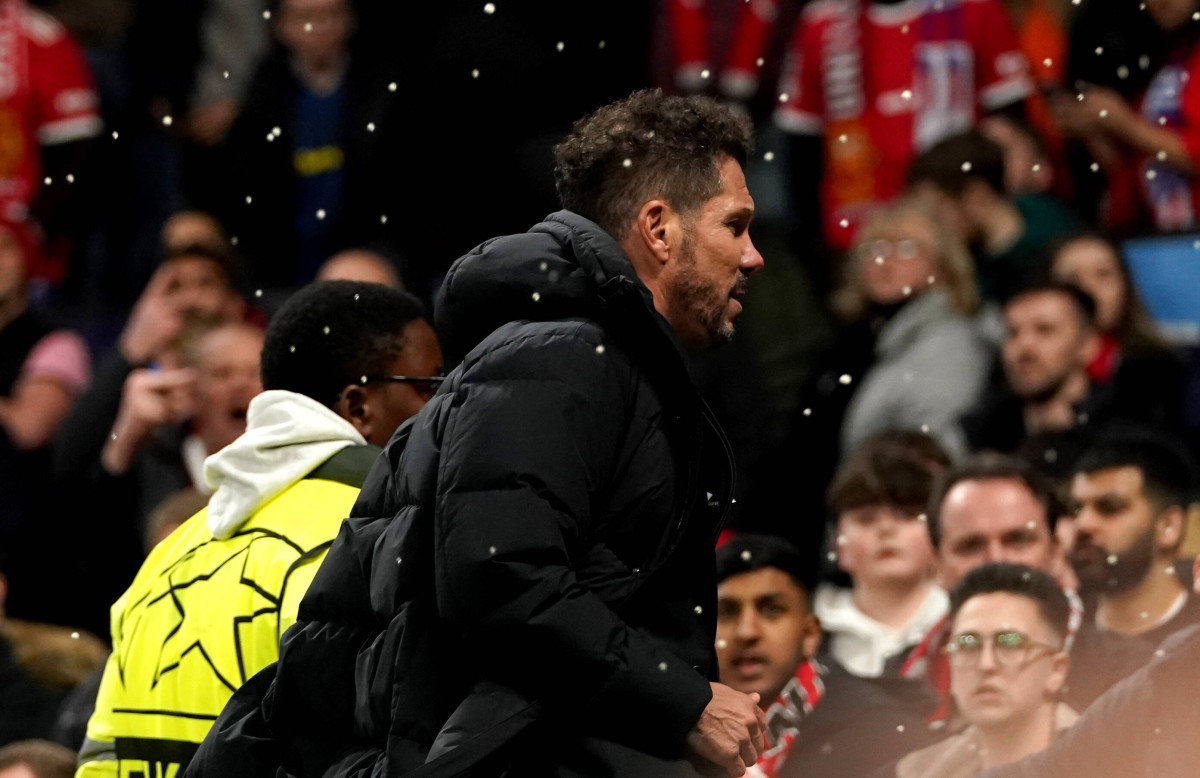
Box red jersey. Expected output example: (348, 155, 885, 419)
(0, 0, 100, 212)
(774, 0, 1031, 249)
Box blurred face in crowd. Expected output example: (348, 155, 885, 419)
(1050, 238, 1126, 335)
(162, 210, 226, 255)
(1069, 466, 1173, 595)
(836, 504, 936, 589)
(948, 592, 1068, 733)
(856, 212, 938, 307)
(660, 156, 763, 348)
(277, 0, 353, 70)
(0, 226, 26, 308)
(1002, 291, 1094, 401)
(350, 319, 443, 447)
(159, 255, 242, 326)
(192, 324, 264, 453)
(1146, 0, 1197, 30)
(937, 478, 1059, 590)
(717, 567, 821, 706)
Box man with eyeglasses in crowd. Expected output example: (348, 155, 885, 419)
(76, 281, 441, 778)
(892, 563, 1075, 778)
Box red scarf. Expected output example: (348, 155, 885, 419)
(754, 658, 826, 777)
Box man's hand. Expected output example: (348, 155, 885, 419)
(686, 682, 768, 777)
(101, 367, 197, 475)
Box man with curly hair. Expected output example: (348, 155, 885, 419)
(190, 89, 768, 777)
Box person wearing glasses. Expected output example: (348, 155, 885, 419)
(76, 281, 442, 778)
(835, 195, 992, 462)
(893, 563, 1076, 778)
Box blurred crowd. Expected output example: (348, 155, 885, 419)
(0, 0, 1198, 775)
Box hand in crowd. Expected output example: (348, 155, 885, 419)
(101, 367, 197, 475)
(1049, 85, 1135, 139)
(118, 260, 236, 365)
(687, 682, 768, 777)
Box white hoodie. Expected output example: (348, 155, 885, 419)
(204, 390, 366, 539)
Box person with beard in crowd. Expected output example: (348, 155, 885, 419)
(959, 281, 1123, 475)
(1060, 428, 1200, 707)
(188, 90, 769, 777)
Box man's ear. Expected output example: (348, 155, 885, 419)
(801, 614, 822, 659)
(333, 384, 372, 440)
(1155, 505, 1186, 554)
(632, 200, 674, 266)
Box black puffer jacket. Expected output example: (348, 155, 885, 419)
(187, 211, 736, 777)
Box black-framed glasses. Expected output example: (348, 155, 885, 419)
(340, 374, 446, 402)
(356, 374, 446, 388)
(942, 630, 1060, 669)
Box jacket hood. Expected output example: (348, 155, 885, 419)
(434, 210, 659, 363)
(204, 390, 367, 539)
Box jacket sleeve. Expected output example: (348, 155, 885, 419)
(433, 324, 712, 749)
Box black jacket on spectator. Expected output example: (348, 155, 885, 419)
(216, 51, 404, 291)
(779, 660, 943, 778)
(976, 624, 1200, 778)
(186, 211, 736, 776)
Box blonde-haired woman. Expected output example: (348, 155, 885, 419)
(837, 197, 992, 460)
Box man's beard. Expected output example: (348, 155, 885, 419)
(1070, 524, 1157, 596)
(1009, 361, 1072, 404)
(672, 238, 739, 347)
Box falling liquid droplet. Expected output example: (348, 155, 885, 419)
(483, 2, 496, 12)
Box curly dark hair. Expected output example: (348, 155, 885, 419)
(261, 281, 428, 407)
(553, 89, 753, 239)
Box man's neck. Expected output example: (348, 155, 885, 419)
(1097, 560, 1188, 636)
(1022, 371, 1090, 433)
(976, 703, 1057, 769)
(291, 55, 347, 95)
(981, 200, 1026, 257)
(852, 578, 934, 631)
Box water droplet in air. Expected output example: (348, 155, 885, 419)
(622, 158, 632, 168)
(740, 550, 752, 561)
(484, 2, 496, 13)
(764, 151, 775, 161)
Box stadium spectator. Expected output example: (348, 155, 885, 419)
(906, 129, 1079, 307)
(835, 197, 992, 459)
(1046, 231, 1185, 430)
(893, 564, 1075, 777)
(715, 533, 941, 778)
(818, 429, 951, 677)
(75, 281, 441, 778)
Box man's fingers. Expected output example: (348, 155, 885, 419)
(737, 738, 756, 775)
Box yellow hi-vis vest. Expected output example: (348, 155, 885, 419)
(77, 449, 374, 778)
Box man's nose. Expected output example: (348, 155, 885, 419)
(742, 240, 765, 277)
